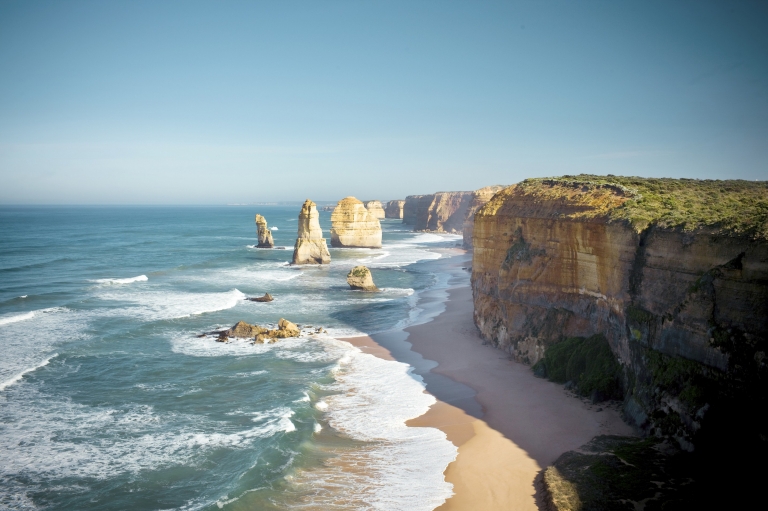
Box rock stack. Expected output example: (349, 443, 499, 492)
(364, 200, 386, 219)
(385, 200, 405, 219)
(255, 214, 275, 248)
(346, 266, 378, 291)
(330, 197, 382, 248)
(291, 199, 331, 264)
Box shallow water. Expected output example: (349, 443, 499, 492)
(0, 205, 461, 511)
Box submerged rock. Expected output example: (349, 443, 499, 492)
(248, 293, 274, 302)
(330, 197, 382, 248)
(346, 265, 378, 291)
(291, 199, 331, 265)
(255, 214, 275, 248)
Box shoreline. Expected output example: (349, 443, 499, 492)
(346, 251, 634, 510)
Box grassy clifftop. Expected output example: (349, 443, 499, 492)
(517, 175, 768, 239)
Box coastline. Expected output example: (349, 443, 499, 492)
(346, 251, 634, 510)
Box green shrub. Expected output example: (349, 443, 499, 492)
(539, 334, 622, 398)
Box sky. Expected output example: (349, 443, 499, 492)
(0, 0, 766, 204)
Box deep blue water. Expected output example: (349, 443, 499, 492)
(0, 206, 460, 511)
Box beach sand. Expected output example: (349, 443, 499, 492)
(346, 272, 634, 510)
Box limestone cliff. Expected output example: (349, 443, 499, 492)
(255, 214, 275, 248)
(402, 191, 473, 232)
(330, 197, 382, 248)
(472, 176, 768, 450)
(291, 199, 331, 264)
(385, 200, 404, 219)
(462, 185, 505, 249)
(364, 200, 386, 219)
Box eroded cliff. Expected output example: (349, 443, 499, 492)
(472, 176, 768, 450)
(402, 191, 473, 233)
(364, 200, 386, 219)
(385, 200, 405, 219)
(462, 185, 504, 249)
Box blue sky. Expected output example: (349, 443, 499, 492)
(1, 1, 766, 204)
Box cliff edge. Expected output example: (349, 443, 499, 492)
(402, 191, 473, 233)
(472, 175, 768, 451)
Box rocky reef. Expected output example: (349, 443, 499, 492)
(255, 214, 275, 248)
(364, 200, 386, 219)
(402, 191, 474, 232)
(462, 185, 504, 249)
(471, 175, 768, 452)
(346, 265, 378, 291)
(291, 199, 331, 264)
(330, 197, 382, 248)
(211, 319, 301, 344)
(385, 199, 405, 219)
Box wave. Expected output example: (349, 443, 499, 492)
(92, 275, 148, 285)
(95, 288, 246, 322)
(271, 226, 278, 230)
(0, 353, 58, 391)
(0, 311, 36, 326)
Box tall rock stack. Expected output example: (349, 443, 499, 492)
(255, 214, 275, 248)
(330, 197, 382, 248)
(385, 200, 405, 219)
(364, 200, 386, 219)
(402, 195, 427, 225)
(291, 199, 331, 264)
(462, 185, 504, 249)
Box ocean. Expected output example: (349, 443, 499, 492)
(0, 205, 461, 511)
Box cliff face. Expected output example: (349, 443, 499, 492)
(292, 199, 331, 264)
(462, 185, 504, 249)
(255, 214, 275, 248)
(385, 200, 405, 219)
(364, 200, 386, 219)
(402, 191, 473, 232)
(330, 197, 382, 248)
(472, 177, 768, 450)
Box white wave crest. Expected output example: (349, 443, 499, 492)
(0, 353, 58, 391)
(271, 226, 278, 230)
(92, 275, 148, 285)
(0, 311, 36, 326)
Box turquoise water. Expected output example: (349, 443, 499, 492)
(0, 206, 460, 511)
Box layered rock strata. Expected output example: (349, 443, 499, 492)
(385, 200, 405, 219)
(364, 200, 386, 219)
(462, 185, 504, 249)
(346, 265, 378, 291)
(330, 197, 382, 248)
(471, 176, 768, 450)
(403, 191, 474, 232)
(291, 199, 331, 264)
(255, 214, 275, 248)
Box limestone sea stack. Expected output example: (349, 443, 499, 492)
(385, 200, 405, 219)
(255, 214, 275, 248)
(291, 199, 331, 264)
(462, 185, 505, 249)
(346, 265, 378, 291)
(364, 200, 386, 219)
(330, 197, 382, 248)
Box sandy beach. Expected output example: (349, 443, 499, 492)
(347, 260, 635, 511)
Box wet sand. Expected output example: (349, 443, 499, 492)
(346, 278, 634, 510)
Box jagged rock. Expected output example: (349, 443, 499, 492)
(347, 265, 378, 291)
(402, 192, 473, 232)
(330, 197, 382, 248)
(225, 320, 268, 338)
(255, 214, 275, 248)
(254, 318, 301, 343)
(385, 200, 405, 219)
(248, 293, 273, 302)
(364, 200, 386, 219)
(292, 199, 331, 264)
(462, 185, 504, 249)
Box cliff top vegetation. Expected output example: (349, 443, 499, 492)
(518, 175, 768, 239)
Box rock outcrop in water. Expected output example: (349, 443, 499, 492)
(402, 191, 473, 233)
(213, 319, 301, 343)
(255, 318, 300, 343)
(471, 175, 768, 451)
(346, 265, 378, 291)
(330, 197, 382, 248)
(292, 200, 331, 264)
(247, 293, 273, 302)
(385, 200, 405, 219)
(364, 200, 386, 219)
(255, 214, 275, 248)
(462, 185, 504, 249)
